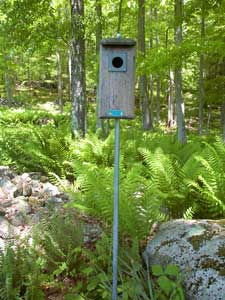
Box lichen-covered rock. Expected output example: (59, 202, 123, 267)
(143, 219, 225, 300)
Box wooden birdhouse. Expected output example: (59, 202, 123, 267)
(98, 38, 136, 119)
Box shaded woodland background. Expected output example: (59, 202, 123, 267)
(0, 0, 224, 141)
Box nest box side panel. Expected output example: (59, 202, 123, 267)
(99, 45, 136, 119)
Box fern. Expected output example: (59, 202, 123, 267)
(0, 241, 44, 300)
(33, 211, 84, 276)
(187, 141, 225, 218)
(0, 123, 72, 176)
(139, 147, 187, 219)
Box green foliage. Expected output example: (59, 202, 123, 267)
(151, 264, 184, 300)
(62, 131, 225, 242)
(0, 211, 85, 300)
(0, 242, 45, 300)
(0, 117, 72, 176)
(33, 211, 84, 277)
(0, 108, 68, 126)
(80, 236, 185, 300)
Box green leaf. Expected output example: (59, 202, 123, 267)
(151, 264, 164, 276)
(122, 291, 129, 300)
(102, 290, 110, 298)
(87, 278, 98, 291)
(53, 262, 67, 276)
(157, 275, 173, 296)
(65, 294, 85, 300)
(165, 264, 180, 277)
(82, 266, 94, 275)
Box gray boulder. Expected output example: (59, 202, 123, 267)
(144, 219, 225, 300)
(0, 166, 15, 179)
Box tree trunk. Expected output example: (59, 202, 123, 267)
(166, 26, 174, 127)
(56, 50, 63, 113)
(4, 55, 13, 104)
(138, 0, 153, 130)
(68, 48, 72, 95)
(96, 0, 103, 131)
(206, 104, 211, 133)
(198, 14, 205, 135)
(168, 69, 175, 127)
(149, 2, 154, 126)
(174, 0, 186, 143)
(70, 0, 86, 138)
(154, 7, 161, 124)
(156, 77, 161, 124)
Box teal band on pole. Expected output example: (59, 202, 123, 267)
(112, 119, 120, 300)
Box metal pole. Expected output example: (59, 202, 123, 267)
(112, 119, 120, 300)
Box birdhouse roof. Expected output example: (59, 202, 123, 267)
(101, 38, 136, 47)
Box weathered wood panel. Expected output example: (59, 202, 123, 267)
(99, 40, 136, 119)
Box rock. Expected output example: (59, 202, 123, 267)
(46, 196, 63, 205)
(42, 182, 60, 196)
(40, 176, 48, 183)
(29, 172, 42, 180)
(22, 185, 32, 197)
(30, 212, 41, 224)
(28, 196, 43, 209)
(13, 186, 23, 197)
(30, 180, 42, 197)
(12, 174, 33, 197)
(0, 166, 15, 179)
(0, 206, 6, 216)
(8, 196, 31, 226)
(13, 196, 31, 214)
(0, 238, 4, 249)
(10, 213, 27, 227)
(1, 200, 13, 208)
(0, 216, 14, 241)
(21, 173, 32, 182)
(84, 223, 102, 243)
(144, 219, 225, 300)
(0, 178, 16, 199)
(0, 167, 73, 249)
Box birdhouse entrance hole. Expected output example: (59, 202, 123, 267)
(112, 57, 123, 68)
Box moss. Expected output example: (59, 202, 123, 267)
(208, 219, 225, 227)
(216, 246, 225, 275)
(219, 268, 225, 276)
(187, 231, 214, 251)
(201, 258, 218, 269)
(199, 256, 225, 277)
(216, 245, 225, 258)
(155, 239, 179, 253)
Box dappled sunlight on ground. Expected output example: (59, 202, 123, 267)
(37, 101, 61, 114)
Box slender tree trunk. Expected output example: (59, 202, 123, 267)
(198, 14, 205, 135)
(154, 7, 161, 124)
(4, 55, 13, 104)
(70, 0, 86, 138)
(68, 49, 71, 88)
(149, 75, 154, 126)
(96, 0, 103, 131)
(206, 104, 211, 133)
(149, 1, 154, 126)
(138, 0, 153, 130)
(156, 77, 160, 123)
(168, 69, 175, 127)
(56, 50, 63, 113)
(166, 27, 174, 127)
(174, 0, 186, 143)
